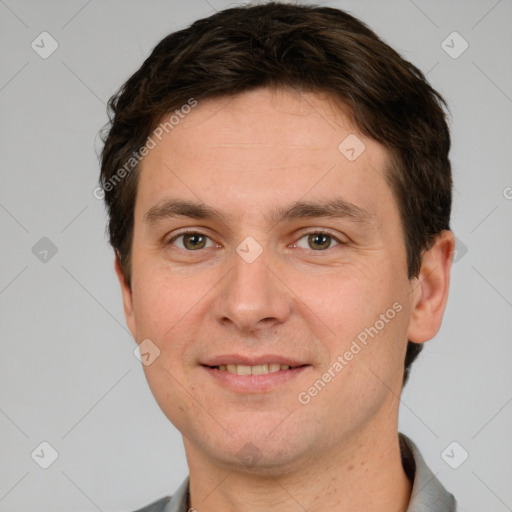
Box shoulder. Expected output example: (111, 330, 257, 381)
(132, 496, 172, 512)
(132, 476, 189, 512)
(399, 433, 457, 510)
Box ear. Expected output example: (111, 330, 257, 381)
(114, 255, 137, 339)
(407, 230, 455, 343)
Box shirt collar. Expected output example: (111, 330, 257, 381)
(162, 434, 456, 512)
(399, 433, 457, 511)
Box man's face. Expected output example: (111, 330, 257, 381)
(119, 87, 420, 472)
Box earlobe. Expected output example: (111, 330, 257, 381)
(114, 256, 137, 339)
(407, 230, 455, 344)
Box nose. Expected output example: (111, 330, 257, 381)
(212, 243, 293, 334)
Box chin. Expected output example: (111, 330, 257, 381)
(211, 439, 313, 476)
(181, 410, 322, 475)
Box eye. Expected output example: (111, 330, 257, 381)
(166, 230, 343, 252)
(168, 231, 216, 250)
(294, 232, 341, 251)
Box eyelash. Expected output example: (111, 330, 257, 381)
(166, 229, 346, 252)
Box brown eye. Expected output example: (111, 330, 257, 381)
(170, 232, 214, 250)
(183, 233, 206, 250)
(307, 233, 333, 250)
(293, 232, 341, 251)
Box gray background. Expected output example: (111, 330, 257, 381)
(1, 0, 511, 510)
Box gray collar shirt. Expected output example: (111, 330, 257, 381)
(134, 433, 456, 512)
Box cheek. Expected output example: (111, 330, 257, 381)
(292, 263, 391, 333)
(293, 260, 409, 374)
(141, 361, 195, 434)
(131, 264, 205, 338)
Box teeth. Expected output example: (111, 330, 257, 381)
(237, 365, 251, 376)
(217, 363, 293, 375)
(251, 364, 268, 375)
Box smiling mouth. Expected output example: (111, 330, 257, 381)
(207, 363, 305, 375)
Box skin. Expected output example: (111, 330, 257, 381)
(116, 87, 455, 512)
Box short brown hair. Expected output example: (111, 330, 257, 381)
(99, 2, 452, 385)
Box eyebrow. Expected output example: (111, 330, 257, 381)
(144, 197, 374, 226)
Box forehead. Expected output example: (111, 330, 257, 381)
(150, 88, 360, 164)
(136, 87, 396, 223)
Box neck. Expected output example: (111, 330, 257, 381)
(184, 419, 411, 512)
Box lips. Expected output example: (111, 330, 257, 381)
(212, 363, 293, 375)
(202, 355, 306, 373)
(202, 354, 306, 368)
(200, 354, 310, 392)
